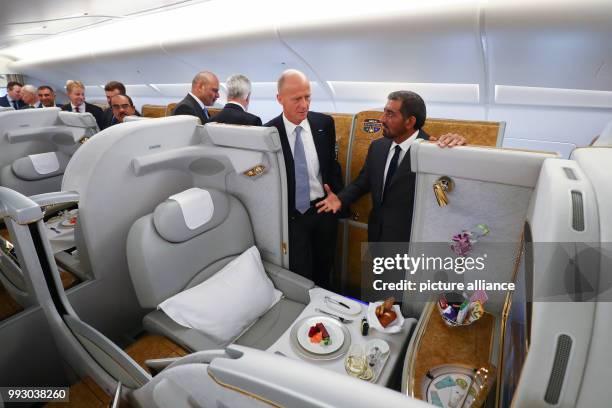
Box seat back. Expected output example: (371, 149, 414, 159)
(0, 108, 98, 195)
(127, 188, 254, 308)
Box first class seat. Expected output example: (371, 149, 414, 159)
(127, 187, 310, 352)
(0, 108, 97, 196)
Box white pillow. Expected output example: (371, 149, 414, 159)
(158, 246, 282, 345)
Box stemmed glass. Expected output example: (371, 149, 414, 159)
(344, 344, 366, 377)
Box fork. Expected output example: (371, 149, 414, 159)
(315, 308, 353, 324)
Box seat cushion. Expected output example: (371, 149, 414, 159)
(144, 297, 306, 352)
(234, 297, 305, 350)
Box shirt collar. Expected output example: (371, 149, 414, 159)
(391, 129, 420, 152)
(189, 92, 207, 110)
(282, 113, 309, 137)
(226, 101, 245, 111)
(71, 102, 85, 111)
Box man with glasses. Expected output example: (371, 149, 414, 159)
(107, 94, 139, 127)
(316, 90, 466, 243)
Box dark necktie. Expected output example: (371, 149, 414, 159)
(11, 100, 17, 109)
(75, 105, 80, 113)
(203, 107, 209, 120)
(382, 145, 401, 202)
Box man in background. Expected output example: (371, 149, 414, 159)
(38, 85, 61, 107)
(210, 74, 262, 126)
(265, 69, 343, 290)
(101, 81, 127, 129)
(0, 81, 25, 109)
(61, 80, 105, 130)
(172, 71, 220, 124)
(107, 94, 139, 127)
(20, 85, 42, 108)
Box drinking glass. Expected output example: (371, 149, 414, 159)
(344, 344, 366, 377)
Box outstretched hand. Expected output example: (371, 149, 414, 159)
(316, 184, 342, 214)
(429, 133, 467, 148)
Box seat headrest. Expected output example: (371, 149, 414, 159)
(153, 188, 230, 243)
(12, 151, 70, 181)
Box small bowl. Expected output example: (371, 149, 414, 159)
(437, 292, 483, 327)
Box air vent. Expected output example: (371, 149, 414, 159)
(544, 334, 572, 404)
(571, 191, 584, 231)
(563, 167, 577, 180)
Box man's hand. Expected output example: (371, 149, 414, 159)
(316, 184, 342, 213)
(429, 133, 467, 148)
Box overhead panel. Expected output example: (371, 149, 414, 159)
(277, 0, 485, 88)
(486, 0, 612, 92)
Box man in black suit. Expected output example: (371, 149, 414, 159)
(210, 74, 262, 126)
(0, 81, 25, 109)
(172, 71, 220, 124)
(37, 86, 61, 107)
(316, 90, 465, 242)
(100, 81, 126, 129)
(61, 80, 105, 130)
(265, 69, 343, 289)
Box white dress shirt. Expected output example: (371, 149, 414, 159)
(282, 114, 325, 201)
(71, 102, 86, 113)
(189, 92, 207, 110)
(382, 130, 420, 194)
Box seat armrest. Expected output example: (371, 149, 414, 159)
(263, 261, 314, 304)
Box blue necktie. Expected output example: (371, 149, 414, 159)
(293, 126, 310, 213)
(11, 100, 17, 109)
(203, 107, 209, 119)
(383, 145, 401, 202)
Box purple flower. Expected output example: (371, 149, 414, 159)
(451, 232, 473, 256)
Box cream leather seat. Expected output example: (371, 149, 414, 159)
(127, 187, 313, 352)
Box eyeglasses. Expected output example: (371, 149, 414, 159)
(111, 104, 132, 110)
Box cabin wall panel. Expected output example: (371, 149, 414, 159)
(489, 105, 612, 149)
(485, 0, 612, 93)
(277, 1, 485, 87)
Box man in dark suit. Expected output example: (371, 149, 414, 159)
(107, 94, 140, 127)
(210, 74, 262, 126)
(172, 71, 220, 124)
(0, 81, 26, 109)
(100, 81, 126, 130)
(37, 85, 62, 107)
(316, 91, 465, 242)
(265, 69, 343, 289)
(61, 80, 105, 130)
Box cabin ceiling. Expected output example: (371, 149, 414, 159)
(0, 0, 207, 49)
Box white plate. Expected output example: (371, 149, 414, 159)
(60, 218, 77, 228)
(296, 317, 344, 354)
(324, 296, 362, 316)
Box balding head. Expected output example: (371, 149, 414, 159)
(191, 71, 220, 106)
(276, 69, 311, 125)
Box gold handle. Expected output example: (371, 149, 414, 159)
(433, 176, 454, 207)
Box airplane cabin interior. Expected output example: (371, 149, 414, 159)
(0, 0, 611, 407)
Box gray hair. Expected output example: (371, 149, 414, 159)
(226, 74, 252, 100)
(21, 84, 37, 95)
